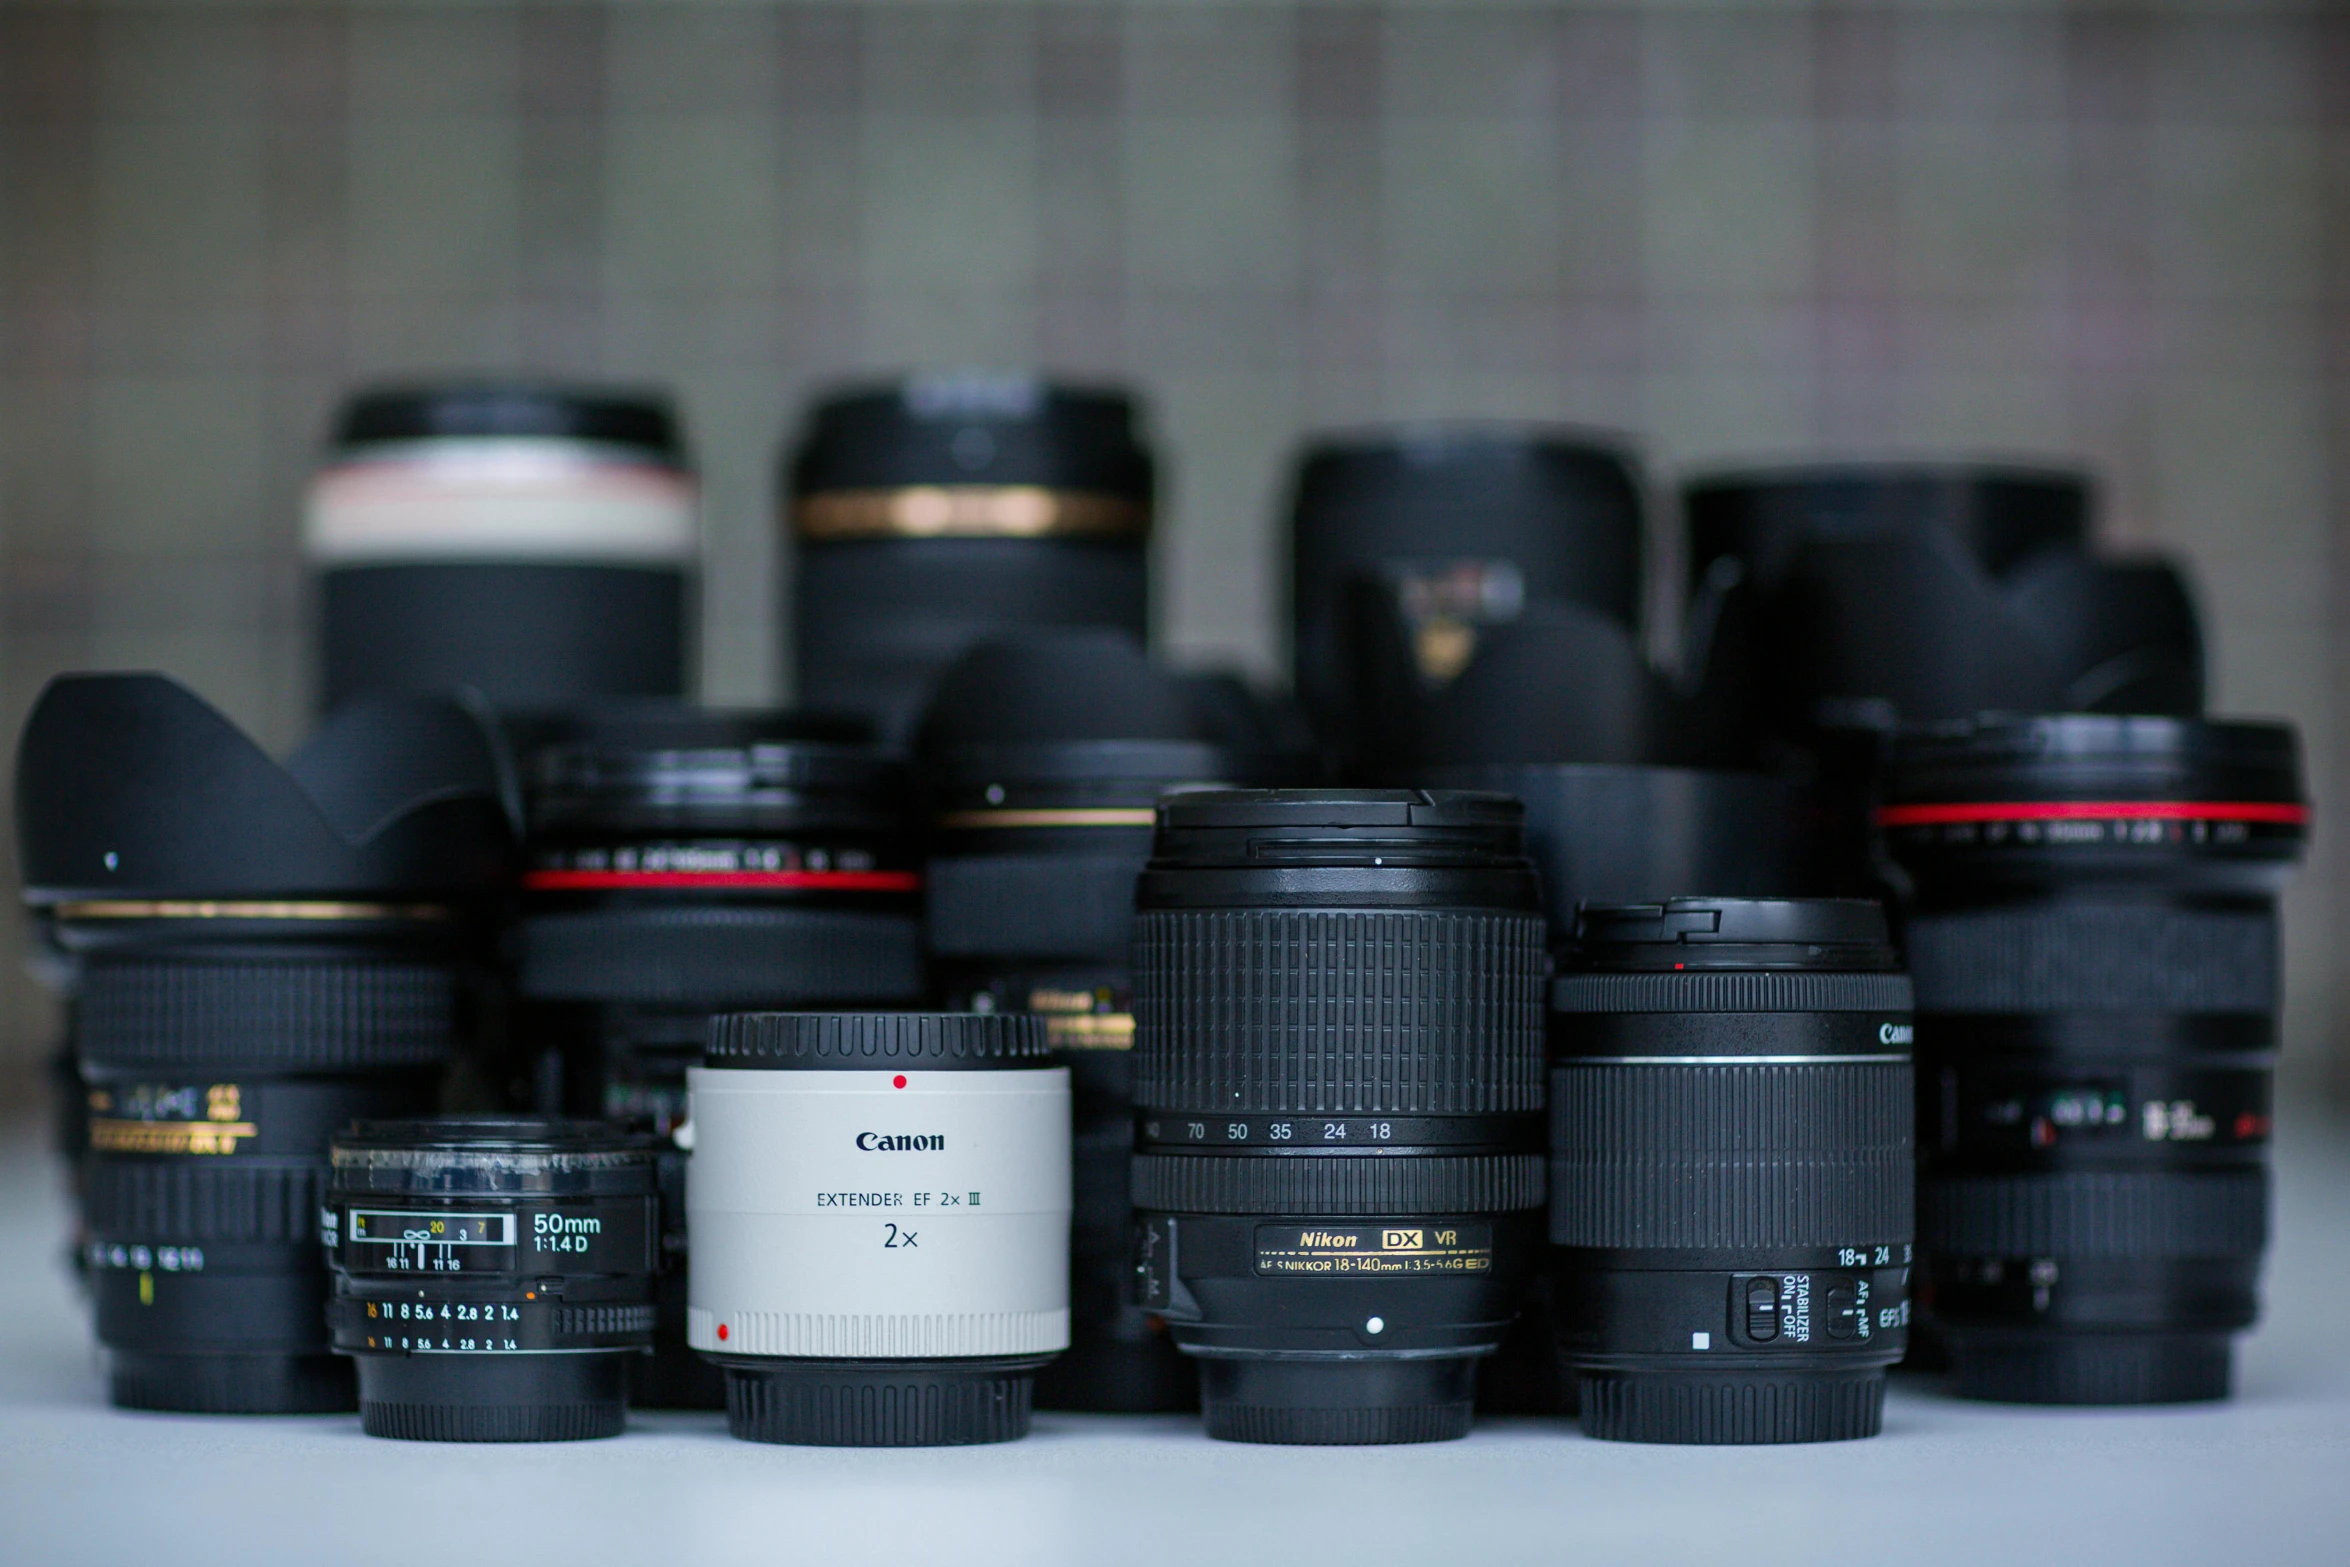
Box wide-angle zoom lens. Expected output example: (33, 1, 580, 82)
(1550, 897, 1914, 1444)
(1130, 789, 1548, 1445)
(1883, 714, 2307, 1404)
(689, 1013, 1071, 1446)
(305, 382, 697, 712)
(324, 1118, 658, 1441)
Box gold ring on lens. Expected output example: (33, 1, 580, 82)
(55, 899, 448, 922)
(935, 808, 1160, 830)
(792, 486, 1148, 541)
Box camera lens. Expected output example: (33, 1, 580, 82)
(1289, 428, 1643, 775)
(324, 1117, 658, 1441)
(689, 1013, 1071, 1446)
(518, 709, 920, 1407)
(921, 632, 1244, 1414)
(788, 374, 1154, 743)
(1882, 715, 2307, 1404)
(1551, 898, 1914, 1444)
(1130, 789, 1548, 1444)
(306, 383, 696, 712)
(14, 676, 514, 1413)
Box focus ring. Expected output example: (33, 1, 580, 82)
(1552, 971, 1913, 1015)
(1131, 1152, 1544, 1215)
(78, 961, 456, 1072)
(1922, 1170, 2268, 1258)
(1549, 1061, 1913, 1248)
(553, 1303, 660, 1338)
(1132, 908, 1546, 1115)
(519, 908, 922, 1005)
(83, 1158, 325, 1245)
(1906, 905, 2277, 1014)
(925, 854, 1137, 959)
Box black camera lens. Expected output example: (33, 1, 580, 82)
(1288, 427, 1644, 775)
(14, 675, 515, 1413)
(1551, 898, 1914, 1444)
(324, 1117, 658, 1441)
(787, 374, 1154, 743)
(307, 383, 696, 712)
(921, 632, 1248, 1414)
(1131, 789, 1548, 1444)
(517, 707, 920, 1407)
(1882, 715, 2307, 1404)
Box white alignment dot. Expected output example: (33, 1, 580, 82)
(1691, 1332, 1712, 1350)
(1365, 1317, 1385, 1334)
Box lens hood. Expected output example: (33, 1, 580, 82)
(16, 673, 516, 908)
(335, 384, 684, 462)
(791, 375, 1153, 500)
(917, 629, 1204, 752)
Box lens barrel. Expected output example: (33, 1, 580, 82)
(788, 375, 1154, 743)
(690, 1013, 1071, 1446)
(1883, 715, 2307, 1405)
(1131, 789, 1548, 1444)
(324, 1118, 657, 1441)
(307, 383, 696, 712)
(1551, 898, 1914, 1444)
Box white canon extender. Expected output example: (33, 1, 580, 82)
(686, 1063, 1071, 1359)
(304, 438, 699, 566)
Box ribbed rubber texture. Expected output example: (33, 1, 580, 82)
(1132, 908, 1546, 1114)
(552, 1303, 660, 1338)
(1923, 1170, 2267, 1258)
(108, 1352, 353, 1415)
(1132, 1152, 1544, 1215)
(926, 853, 1138, 959)
(705, 1010, 1049, 1069)
(1552, 970, 1913, 1015)
(1549, 1061, 1913, 1247)
(1950, 1333, 2231, 1405)
(78, 961, 456, 1071)
(519, 907, 922, 1005)
(84, 1159, 323, 1243)
(1906, 905, 2277, 1013)
(724, 1365, 1035, 1446)
(1205, 1401, 1471, 1445)
(361, 1400, 624, 1442)
(1579, 1371, 1885, 1444)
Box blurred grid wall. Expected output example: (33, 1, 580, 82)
(2, 1, 2347, 1110)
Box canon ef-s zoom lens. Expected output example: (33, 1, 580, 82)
(1131, 789, 1549, 1445)
(325, 1118, 658, 1441)
(1551, 898, 1914, 1444)
(690, 1013, 1071, 1446)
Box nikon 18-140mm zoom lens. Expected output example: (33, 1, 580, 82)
(1551, 898, 1914, 1443)
(1131, 790, 1548, 1444)
(690, 1013, 1070, 1445)
(1884, 715, 2307, 1404)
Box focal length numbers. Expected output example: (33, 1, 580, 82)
(1139, 1114, 1536, 1150)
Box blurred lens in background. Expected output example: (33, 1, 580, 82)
(306, 384, 697, 714)
(787, 374, 1155, 745)
(13, 675, 515, 1412)
(1884, 715, 2306, 1404)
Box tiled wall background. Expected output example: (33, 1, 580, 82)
(2, 2, 2347, 1109)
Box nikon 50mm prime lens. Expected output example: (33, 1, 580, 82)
(324, 1119, 658, 1441)
(1884, 715, 2307, 1404)
(689, 1013, 1071, 1445)
(1131, 790, 1548, 1444)
(1550, 899, 1914, 1444)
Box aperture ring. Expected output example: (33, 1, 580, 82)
(1551, 971, 1913, 1015)
(84, 1158, 325, 1245)
(1905, 905, 2278, 1014)
(1922, 1170, 2268, 1259)
(1131, 1152, 1543, 1215)
(78, 961, 457, 1072)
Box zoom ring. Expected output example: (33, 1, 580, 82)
(1906, 905, 2277, 1014)
(1550, 1062, 1913, 1248)
(1923, 1170, 2269, 1258)
(78, 961, 456, 1071)
(519, 908, 921, 1005)
(1131, 1153, 1544, 1215)
(1132, 908, 1546, 1114)
(83, 1158, 325, 1244)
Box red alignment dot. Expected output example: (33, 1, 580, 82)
(893, 1075, 908, 1089)
(716, 1324, 729, 1341)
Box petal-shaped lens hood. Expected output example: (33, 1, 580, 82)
(15, 673, 516, 904)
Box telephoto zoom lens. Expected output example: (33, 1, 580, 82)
(1551, 898, 1914, 1444)
(323, 1118, 657, 1441)
(1131, 790, 1548, 1444)
(1883, 715, 2307, 1404)
(13, 675, 515, 1413)
(306, 383, 697, 712)
(518, 709, 920, 1408)
(788, 374, 1154, 744)
(690, 1013, 1071, 1445)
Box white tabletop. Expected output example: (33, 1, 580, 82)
(4, 1121, 2347, 1567)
